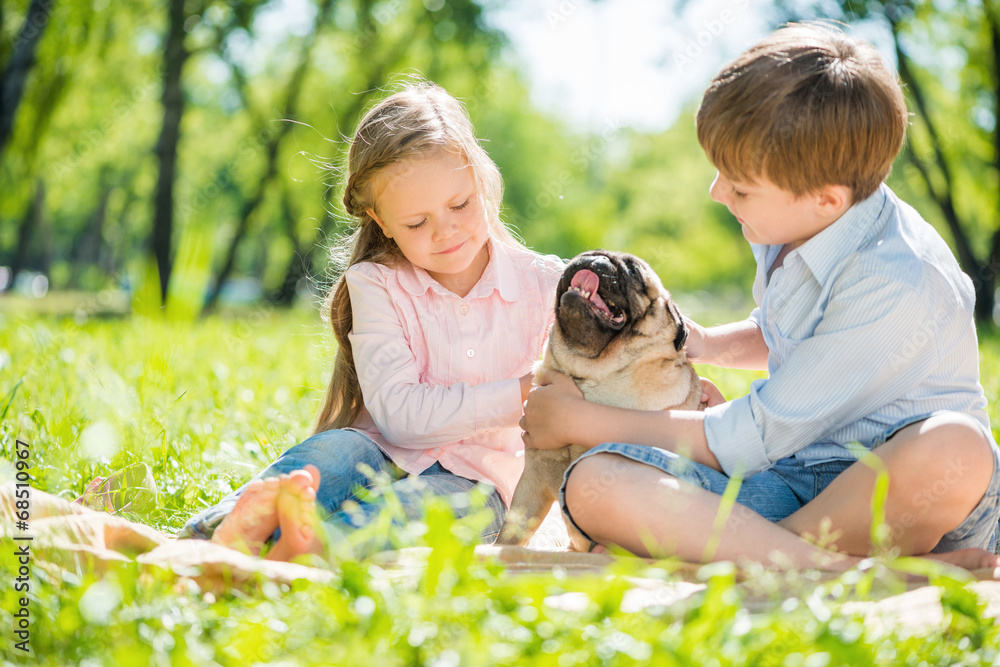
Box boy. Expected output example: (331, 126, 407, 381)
(521, 23, 1000, 570)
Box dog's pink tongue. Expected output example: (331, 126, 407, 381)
(571, 269, 599, 294)
(570, 269, 611, 314)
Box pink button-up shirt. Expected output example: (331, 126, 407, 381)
(345, 239, 564, 507)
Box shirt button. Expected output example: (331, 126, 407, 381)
(466, 348, 475, 358)
(459, 305, 469, 315)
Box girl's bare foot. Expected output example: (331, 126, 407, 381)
(75, 477, 109, 510)
(266, 465, 325, 563)
(211, 477, 282, 555)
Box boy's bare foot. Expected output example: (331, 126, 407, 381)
(924, 548, 1000, 573)
(266, 465, 325, 563)
(211, 477, 282, 555)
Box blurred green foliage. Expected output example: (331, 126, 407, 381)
(2, 0, 998, 316)
(0, 1, 796, 306)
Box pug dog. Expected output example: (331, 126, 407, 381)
(495, 250, 704, 551)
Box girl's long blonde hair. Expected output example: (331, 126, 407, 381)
(313, 80, 523, 435)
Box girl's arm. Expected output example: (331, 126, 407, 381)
(347, 264, 533, 448)
(520, 371, 723, 471)
(685, 317, 769, 371)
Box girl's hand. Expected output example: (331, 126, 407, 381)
(519, 370, 585, 450)
(682, 316, 709, 363)
(700, 377, 726, 408)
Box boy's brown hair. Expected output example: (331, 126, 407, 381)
(696, 22, 908, 202)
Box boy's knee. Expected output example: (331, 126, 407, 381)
(564, 454, 608, 513)
(895, 413, 996, 535)
(917, 413, 993, 471)
(564, 454, 633, 528)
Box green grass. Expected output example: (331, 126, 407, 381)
(2, 308, 1000, 665)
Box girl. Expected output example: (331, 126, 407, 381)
(180, 81, 564, 558)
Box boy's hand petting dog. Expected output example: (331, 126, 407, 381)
(700, 377, 726, 408)
(520, 372, 724, 451)
(519, 369, 584, 451)
(680, 316, 709, 363)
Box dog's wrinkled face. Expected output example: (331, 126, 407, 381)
(554, 250, 687, 360)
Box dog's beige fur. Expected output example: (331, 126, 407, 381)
(495, 250, 703, 551)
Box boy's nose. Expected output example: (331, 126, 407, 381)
(709, 172, 731, 206)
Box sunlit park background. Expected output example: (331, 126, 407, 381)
(4, 0, 1000, 664)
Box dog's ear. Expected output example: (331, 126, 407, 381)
(668, 301, 688, 351)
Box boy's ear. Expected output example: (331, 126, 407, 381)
(814, 185, 853, 220)
(367, 208, 393, 238)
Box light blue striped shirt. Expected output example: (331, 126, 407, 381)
(704, 184, 992, 478)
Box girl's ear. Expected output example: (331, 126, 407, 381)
(367, 208, 393, 239)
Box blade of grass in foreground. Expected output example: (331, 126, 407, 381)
(1, 376, 23, 422)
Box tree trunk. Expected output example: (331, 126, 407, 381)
(982, 5, 1000, 324)
(70, 183, 111, 287)
(105, 186, 139, 279)
(202, 0, 335, 311)
(0, 0, 53, 160)
(150, 0, 189, 303)
(271, 186, 303, 305)
(9, 180, 44, 284)
(271, 185, 333, 306)
(889, 17, 997, 323)
(200, 123, 283, 310)
(266, 12, 415, 308)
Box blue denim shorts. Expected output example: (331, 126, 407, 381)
(560, 429, 1000, 554)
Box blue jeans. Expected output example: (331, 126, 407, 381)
(181, 429, 506, 550)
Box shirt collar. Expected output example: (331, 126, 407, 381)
(794, 184, 889, 285)
(395, 238, 520, 301)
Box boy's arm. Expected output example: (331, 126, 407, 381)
(525, 277, 943, 479)
(704, 276, 941, 477)
(521, 371, 723, 471)
(685, 317, 769, 370)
